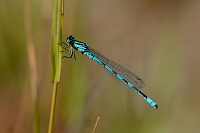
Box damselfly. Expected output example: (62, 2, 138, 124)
(61, 35, 158, 109)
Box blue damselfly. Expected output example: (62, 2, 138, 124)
(61, 35, 158, 109)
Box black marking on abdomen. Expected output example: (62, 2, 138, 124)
(113, 71, 117, 76)
(139, 91, 147, 99)
(122, 78, 128, 84)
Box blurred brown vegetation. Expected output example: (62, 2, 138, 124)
(0, 0, 200, 133)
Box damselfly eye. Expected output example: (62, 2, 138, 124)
(66, 35, 74, 43)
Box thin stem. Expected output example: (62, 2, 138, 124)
(92, 117, 100, 133)
(48, 83, 58, 133)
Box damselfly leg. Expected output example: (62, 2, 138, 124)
(60, 42, 76, 61)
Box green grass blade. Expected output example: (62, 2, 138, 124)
(51, 0, 62, 83)
(48, 0, 63, 133)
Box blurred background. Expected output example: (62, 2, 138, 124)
(0, 0, 200, 133)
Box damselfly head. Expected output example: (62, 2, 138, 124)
(66, 35, 74, 44)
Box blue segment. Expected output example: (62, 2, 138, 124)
(84, 52, 93, 59)
(116, 74, 123, 80)
(62, 35, 158, 109)
(74, 41, 88, 52)
(105, 65, 113, 72)
(128, 82, 134, 88)
(93, 57, 102, 64)
(138, 91, 158, 109)
(85, 52, 103, 65)
(146, 97, 157, 108)
(150, 101, 157, 109)
(146, 97, 153, 103)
